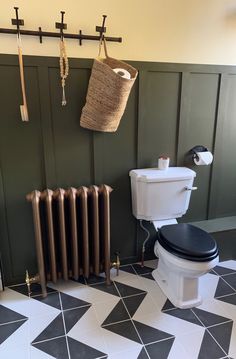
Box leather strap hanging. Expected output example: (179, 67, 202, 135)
(17, 34, 29, 122)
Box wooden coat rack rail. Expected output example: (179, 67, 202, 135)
(0, 8, 122, 45)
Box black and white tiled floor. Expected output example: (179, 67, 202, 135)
(1, 259, 236, 358)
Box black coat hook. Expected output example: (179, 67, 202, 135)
(96, 15, 107, 40)
(55, 11, 67, 39)
(11, 7, 24, 35)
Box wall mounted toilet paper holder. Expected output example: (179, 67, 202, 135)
(189, 145, 209, 162)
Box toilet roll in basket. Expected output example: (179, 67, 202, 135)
(80, 37, 138, 132)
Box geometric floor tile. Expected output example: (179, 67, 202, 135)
(123, 293, 147, 317)
(207, 321, 233, 354)
(214, 278, 236, 298)
(137, 347, 149, 358)
(145, 338, 175, 359)
(102, 300, 129, 326)
(222, 273, 236, 291)
(133, 320, 174, 345)
(192, 308, 231, 327)
(32, 336, 69, 359)
(90, 282, 120, 297)
(103, 320, 142, 344)
(213, 266, 236, 276)
(34, 291, 61, 310)
(0, 319, 27, 344)
(165, 308, 203, 326)
(64, 306, 91, 333)
(2, 259, 236, 359)
(0, 304, 28, 324)
(114, 281, 147, 298)
(32, 313, 65, 343)
(67, 336, 107, 359)
(197, 330, 227, 359)
(60, 292, 91, 310)
(10, 283, 56, 297)
(217, 293, 236, 305)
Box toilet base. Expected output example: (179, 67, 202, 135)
(153, 240, 219, 309)
(152, 268, 202, 309)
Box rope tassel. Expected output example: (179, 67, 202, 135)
(59, 39, 69, 106)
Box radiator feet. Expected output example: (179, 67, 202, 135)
(111, 251, 120, 276)
(25, 270, 40, 297)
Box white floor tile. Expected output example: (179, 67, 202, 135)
(67, 306, 100, 335)
(175, 328, 205, 359)
(93, 297, 120, 325)
(68, 326, 107, 354)
(107, 346, 144, 358)
(30, 346, 54, 359)
(218, 260, 236, 270)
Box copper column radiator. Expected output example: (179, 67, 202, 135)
(26, 185, 116, 297)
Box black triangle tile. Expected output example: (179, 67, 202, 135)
(114, 281, 147, 298)
(32, 335, 69, 359)
(123, 293, 147, 317)
(222, 273, 236, 290)
(137, 347, 149, 358)
(102, 299, 129, 326)
(208, 321, 233, 354)
(133, 320, 174, 345)
(32, 313, 65, 343)
(162, 299, 176, 312)
(192, 308, 231, 328)
(120, 265, 136, 275)
(132, 264, 153, 275)
(0, 319, 27, 344)
(217, 293, 236, 306)
(103, 319, 142, 344)
(213, 266, 236, 276)
(214, 278, 235, 298)
(140, 273, 155, 281)
(145, 338, 175, 359)
(64, 306, 91, 333)
(86, 274, 106, 285)
(60, 292, 91, 310)
(198, 330, 227, 359)
(67, 336, 108, 359)
(10, 283, 56, 297)
(35, 292, 61, 310)
(91, 281, 120, 297)
(0, 304, 28, 324)
(165, 308, 203, 326)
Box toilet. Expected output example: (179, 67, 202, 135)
(129, 167, 219, 309)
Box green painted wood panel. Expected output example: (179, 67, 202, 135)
(209, 74, 236, 218)
(0, 65, 45, 283)
(48, 67, 93, 188)
(177, 73, 220, 221)
(138, 71, 181, 168)
(93, 81, 138, 259)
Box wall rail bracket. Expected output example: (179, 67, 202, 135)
(1, 8, 122, 44)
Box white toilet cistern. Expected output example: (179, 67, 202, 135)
(129, 149, 218, 309)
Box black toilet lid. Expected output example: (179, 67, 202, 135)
(158, 223, 218, 262)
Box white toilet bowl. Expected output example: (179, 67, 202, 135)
(152, 223, 219, 309)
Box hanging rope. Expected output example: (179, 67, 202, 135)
(59, 38, 69, 106)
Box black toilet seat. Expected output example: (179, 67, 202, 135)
(158, 223, 219, 262)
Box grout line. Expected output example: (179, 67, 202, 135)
(58, 292, 71, 359)
(206, 319, 233, 330)
(101, 318, 131, 328)
(220, 272, 236, 277)
(62, 303, 91, 312)
(145, 335, 175, 347)
(32, 334, 66, 345)
(113, 281, 151, 359)
(0, 318, 27, 326)
(215, 292, 236, 299)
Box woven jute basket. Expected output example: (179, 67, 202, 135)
(80, 38, 138, 132)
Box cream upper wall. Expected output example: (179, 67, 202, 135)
(1, 0, 236, 64)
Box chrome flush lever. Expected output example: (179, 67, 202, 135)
(185, 186, 198, 191)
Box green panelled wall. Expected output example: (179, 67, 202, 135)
(0, 55, 236, 284)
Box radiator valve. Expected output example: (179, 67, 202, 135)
(111, 251, 120, 276)
(25, 270, 40, 297)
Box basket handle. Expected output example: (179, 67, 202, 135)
(98, 35, 109, 58)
